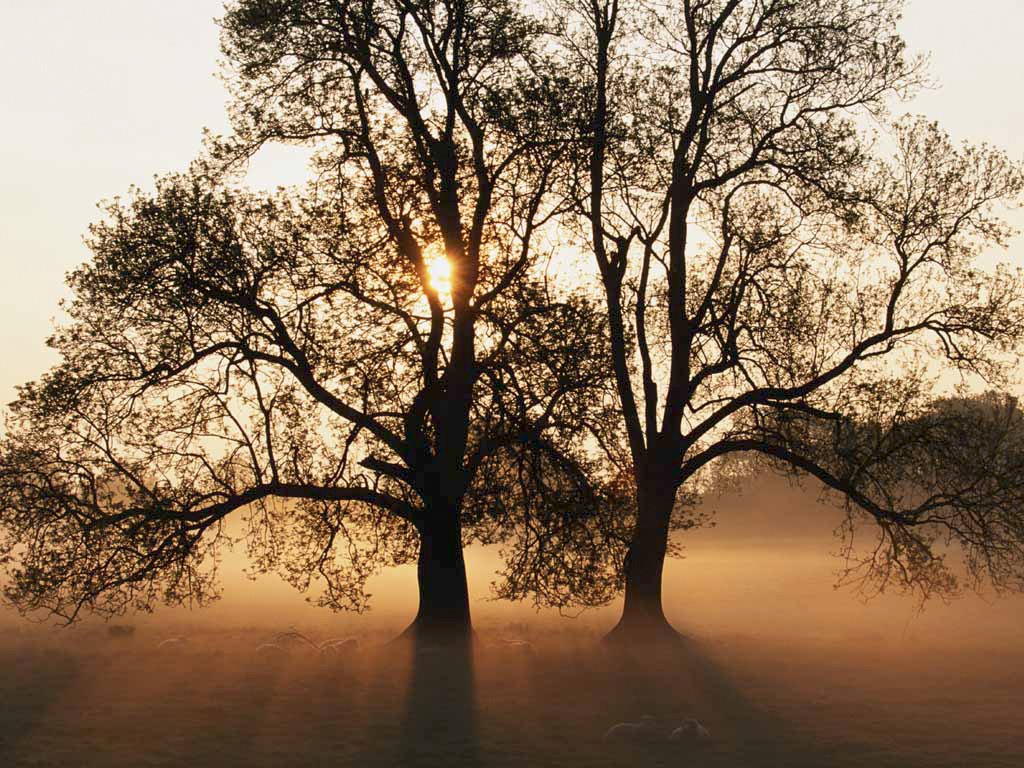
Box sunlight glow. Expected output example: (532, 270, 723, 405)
(425, 247, 454, 299)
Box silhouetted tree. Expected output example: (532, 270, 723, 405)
(0, 0, 619, 641)
(747, 391, 1024, 600)
(564, 0, 1024, 642)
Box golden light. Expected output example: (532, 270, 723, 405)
(424, 247, 454, 298)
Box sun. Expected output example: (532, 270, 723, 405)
(424, 247, 453, 298)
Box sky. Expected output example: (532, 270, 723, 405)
(1, 1, 1023, 407)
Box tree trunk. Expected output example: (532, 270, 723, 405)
(403, 508, 473, 645)
(606, 485, 683, 645)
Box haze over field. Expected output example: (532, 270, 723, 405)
(3, 477, 1023, 767)
(4, 475, 1021, 654)
(2, 3, 1024, 767)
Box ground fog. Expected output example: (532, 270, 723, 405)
(1, 479, 1021, 767)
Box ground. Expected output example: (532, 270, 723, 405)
(0, 623, 1020, 768)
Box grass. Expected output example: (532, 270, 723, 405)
(0, 622, 1020, 767)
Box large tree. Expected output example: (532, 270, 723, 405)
(749, 391, 1024, 600)
(0, 0, 617, 641)
(566, 0, 1024, 641)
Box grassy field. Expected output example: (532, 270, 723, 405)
(0, 622, 1020, 768)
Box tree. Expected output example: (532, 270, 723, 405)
(564, 0, 1024, 642)
(0, 0, 617, 642)
(749, 391, 1024, 600)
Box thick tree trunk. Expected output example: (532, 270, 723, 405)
(606, 485, 683, 646)
(402, 508, 473, 645)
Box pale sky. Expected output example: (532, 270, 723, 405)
(1, 0, 1022, 408)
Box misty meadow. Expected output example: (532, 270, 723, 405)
(1, 1, 1023, 766)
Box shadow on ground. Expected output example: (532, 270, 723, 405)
(0, 626, 1020, 767)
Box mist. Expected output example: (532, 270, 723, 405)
(3, 1, 1024, 765)
(28, 472, 1017, 651)
(3, 473, 1022, 767)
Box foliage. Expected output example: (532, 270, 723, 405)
(0, 0, 622, 623)
(564, 0, 1024, 607)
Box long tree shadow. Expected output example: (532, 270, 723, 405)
(0, 638, 85, 766)
(599, 635, 875, 767)
(398, 638, 480, 768)
(346, 634, 481, 768)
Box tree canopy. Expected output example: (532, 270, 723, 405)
(2, 0, 1024, 643)
(562, 0, 1024, 639)
(0, 0, 622, 632)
